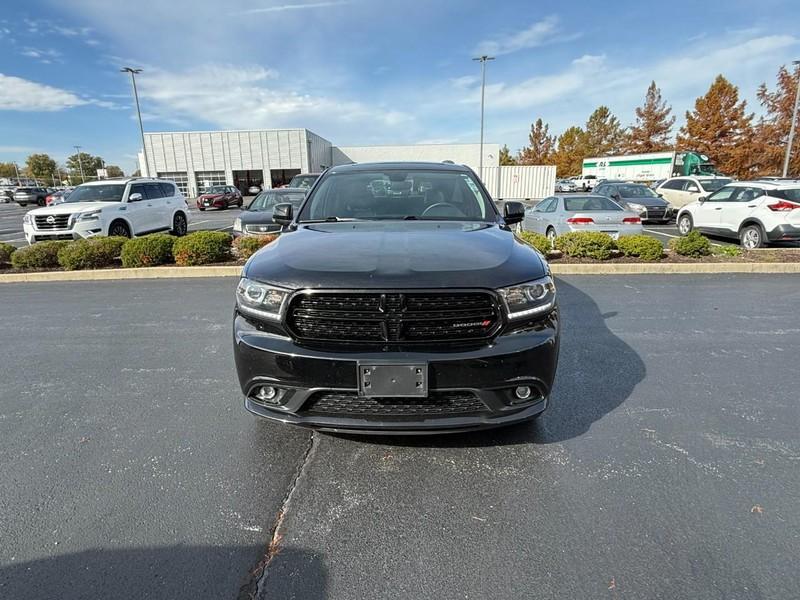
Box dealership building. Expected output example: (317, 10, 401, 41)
(138, 128, 500, 197)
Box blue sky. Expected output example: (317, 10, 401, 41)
(1, 0, 798, 174)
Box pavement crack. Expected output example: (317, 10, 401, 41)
(238, 431, 318, 600)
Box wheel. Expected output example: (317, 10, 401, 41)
(546, 227, 557, 245)
(198, 207, 205, 212)
(677, 213, 693, 235)
(739, 224, 764, 249)
(108, 220, 131, 238)
(171, 212, 188, 237)
(17, 203, 27, 207)
(37, 198, 46, 206)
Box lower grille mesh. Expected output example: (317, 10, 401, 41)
(302, 391, 487, 418)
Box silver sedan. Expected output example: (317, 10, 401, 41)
(523, 194, 644, 243)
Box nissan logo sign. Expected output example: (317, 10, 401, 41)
(46, 215, 56, 224)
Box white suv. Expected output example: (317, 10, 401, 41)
(23, 178, 189, 244)
(676, 180, 800, 249)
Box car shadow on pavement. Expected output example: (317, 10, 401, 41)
(332, 278, 646, 448)
(0, 544, 327, 600)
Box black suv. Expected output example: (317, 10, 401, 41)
(233, 162, 560, 433)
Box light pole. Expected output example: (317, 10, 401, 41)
(472, 55, 495, 180)
(121, 67, 149, 177)
(13, 162, 20, 185)
(74, 145, 85, 183)
(782, 60, 800, 178)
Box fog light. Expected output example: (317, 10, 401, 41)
(514, 386, 532, 400)
(253, 386, 279, 405)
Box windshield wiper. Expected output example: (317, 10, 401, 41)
(302, 216, 360, 223)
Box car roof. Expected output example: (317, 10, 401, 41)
(728, 180, 800, 190)
(328, 161, 472, 173)
(79, 177, 165, 186)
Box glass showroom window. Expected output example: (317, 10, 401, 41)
(158, 172, 189, 196)
(195, 171, 226, 194)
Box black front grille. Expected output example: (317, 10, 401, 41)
(35, 214, 70, 230)
(302, 391, 487, 418)
(286, 291, 499, 344)
(645, 207, 666, 218)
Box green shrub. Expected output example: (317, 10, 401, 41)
(554, 231, 617, 260)
(57, 236, 127, 270)
(616, 234, 664, 261)
(120, 234, 175, 268)
(713, 245, 742, 258)
(11, 241, 68, 270)
(232, 234, 277, 260)
(669, 230, 711, 257)
(0, 242, 16, 264)
(173, 231, 232, 266)
(517, 231, 551, 255)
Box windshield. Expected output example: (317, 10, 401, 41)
(289, 175, 318, 190)
(66, 184, 125, 203)
(249, 191, 306, 211)
(699, 178, 732, 192)
(297, 169, 496, 222)
(206, 186, 226, 194)
(617, 185, 658, 198)
(564, 196, 623, 211)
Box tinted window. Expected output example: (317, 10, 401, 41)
(733, 187, 765, 202)
(698, 178, 732, 192)
(159, 182, 176, 197)
(683, 181, 700, 193)
(129, 183, 147, 200)
(249, 191, 306, 211)
(616, 185, 658, 198)
(661, 179, 684, 190)
(706, 187, 737, 202)
(768, 188, 800, 202)
(564, 196, 623, 211)
(144, 183, 164, 199)
(545, 197, 559, 212)
(66, 184, 126, 203)
(535, 197, 555, 212)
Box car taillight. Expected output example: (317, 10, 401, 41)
(567, 217, 594, 224)
(623, 217, 641, 223)
(767, 200, 800, 212)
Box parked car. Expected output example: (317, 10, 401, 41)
(196, 185, 243, 211)
(45, 188, 73, 206)
(287, 172, 321, 191)
(656, 176, 733, 209)
(233, 188, 306, 237)
(22, 177, 189, 244)
(676, 180, 800, 249)
(0, 185, 15, 203)
(593, 182, 673, 223)
(573, 174, 599, 191)
(523, 194, 642, 243)
(555, 179, 577, 193)
(247, 185, 262, 195)
(233, 161, 558, 433)
(14, 187, 48, 207)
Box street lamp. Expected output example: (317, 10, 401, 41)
(73, 145, 85, 183)
(472, 55, 495, 179)
(120, 67, 149, 177)
(782, 60, 800, 178)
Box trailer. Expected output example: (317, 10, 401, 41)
(481, 165, 556, 202)
(581, 151, 719, 183)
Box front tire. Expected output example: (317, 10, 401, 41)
(677, 213, 693, 235)
(108, 220, 131, 238)
(171, 212, 188, 237)
(198, 207, 205, 212)
(546, 227, 557, 246)
(739, 224, 765, 249)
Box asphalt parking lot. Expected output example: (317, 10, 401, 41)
(2, 275, 799, 599)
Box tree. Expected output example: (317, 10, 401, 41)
(0, 162, 18, 179)
(66, 152, 104, 182)
(499, 145, 516, 166)
(518, 118, 555, 165)
(25, 153, 57, 182)
(583, 106, 625, 157)
(677, 75, 755, 179)
(552, 126, 586, 177)
(755, 64, 800, 177)
(623, 81, 675, 153)
(105, 165, 124, 178)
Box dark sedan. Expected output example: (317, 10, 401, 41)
(196, 185, 243, 211)
(593, 182, 673, 223)
(232, 188, 306, 237)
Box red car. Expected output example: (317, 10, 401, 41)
(196, 185, 243, 211)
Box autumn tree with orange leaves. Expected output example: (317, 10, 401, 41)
(623, 81, 675, 153)
(754, 64, 800, 177)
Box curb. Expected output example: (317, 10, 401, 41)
(1, 263, 799, 283)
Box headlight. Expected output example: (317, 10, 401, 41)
(77, 209, 102, 222)
(235, 278, 290, 321)
(23, 213, 32, 224)
(498, 276, 556, 320)
(628, 203, 645, 211)
(233, 217, 242, 232)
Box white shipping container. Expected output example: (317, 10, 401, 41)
(481, 166, 556, 201)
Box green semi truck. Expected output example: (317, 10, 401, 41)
(581, 151, 719, 186)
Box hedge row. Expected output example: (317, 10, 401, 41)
(520, 231, 670, 261)
(6, 231, 274, 271)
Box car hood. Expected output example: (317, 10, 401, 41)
(199, 193, 223, 199)
(29, 202, 118, 215)
(243, 221, 547, 289)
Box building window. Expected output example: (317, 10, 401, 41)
(158, 172, 189, 196)
(195, 171, 226, 194)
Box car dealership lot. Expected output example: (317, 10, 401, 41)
(1, 276, 799, 599)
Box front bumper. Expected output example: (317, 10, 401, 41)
(23, 219, 103, 244)
(233, 312, 559, 434)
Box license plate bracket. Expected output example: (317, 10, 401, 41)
(359, 363, 427, 397)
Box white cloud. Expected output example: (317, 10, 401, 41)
(474, 15, 578, 56)
(20, 47, 62, 64)
(0, 73, 89, 111)
(0, 145, 37, 153)
(237, 1, 351, 14)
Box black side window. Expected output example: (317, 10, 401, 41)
(683, 181, 700, 192)
(144, 183, 164, 199)
(129, 183, 146, 199)
(159, 182, 175, 197)
(662, 180, 683, 190)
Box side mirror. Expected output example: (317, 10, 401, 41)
(503, 201, 525, 225)
(128, 192, 143, 202)
(272, 203, 293, 225)
(697, 196, 706, 204)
